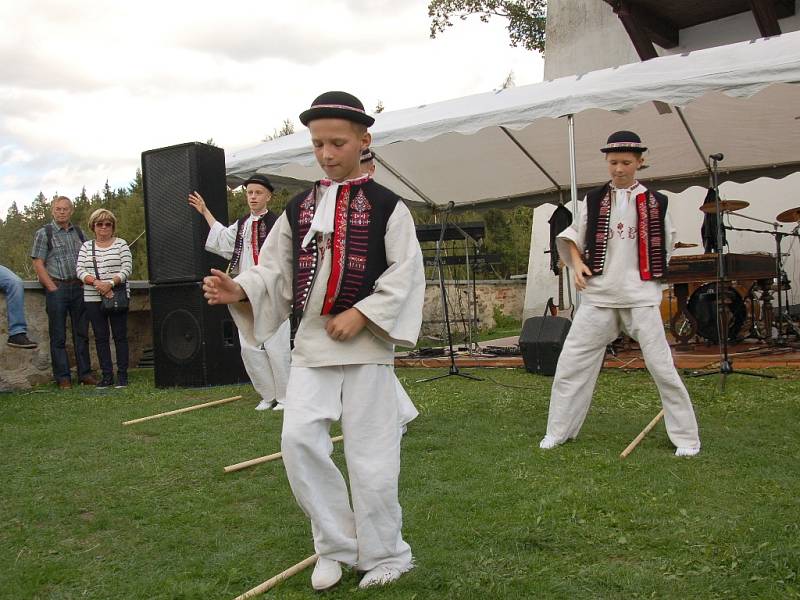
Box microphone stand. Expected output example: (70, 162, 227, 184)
(417, 203, 482, 383)
(686, 154, 773, 389)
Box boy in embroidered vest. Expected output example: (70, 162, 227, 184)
(189, 174, 289, 411)
(539, 131, 701, 457)
(202, 91, 425, 590)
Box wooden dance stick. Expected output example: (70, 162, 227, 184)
(620, 409, 665, 459)
(122, 395, 244, 426)
(233, 553, 319, 599)
(224, 436, 344, 473)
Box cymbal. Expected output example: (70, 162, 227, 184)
(673, 242, 698, 249)
(776, 206, 800, 223)
(699, 200, 749, 214)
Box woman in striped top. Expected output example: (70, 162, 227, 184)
(76, 209, 133, 388)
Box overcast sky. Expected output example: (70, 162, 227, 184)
(0, 0, 544, 218)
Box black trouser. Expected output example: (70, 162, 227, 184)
(45, 282, 91, 382)
(85, 302, 129, 379)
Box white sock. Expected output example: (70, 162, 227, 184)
(539, 435, 564, 450)
(675, 445, 701, 457)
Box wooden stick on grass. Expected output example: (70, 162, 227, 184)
(122, 395, 244, 426)
(620, 409, 665, 459)
(224, 436, 344, 473)
(233, 553, 319, 599)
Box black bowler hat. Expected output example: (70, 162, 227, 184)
(360, 147, 374, 163)
(299, 91, 375, 127)
(242, 173, 274, 192)
(601, 130, 648, 153)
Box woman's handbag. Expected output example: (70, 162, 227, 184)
(92, 241, 129, 314)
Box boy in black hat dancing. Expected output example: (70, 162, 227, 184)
(189, 174, 289, 411)
(202, 91, 425, 589)
(539, 131, 701, 457)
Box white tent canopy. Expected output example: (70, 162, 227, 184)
(226, 31, 800, 210)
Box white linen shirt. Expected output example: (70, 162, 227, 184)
(229, 190, 425, 367)
(556, 183, 674, 308)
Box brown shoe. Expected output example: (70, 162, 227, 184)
(80, 375, 99, 386)
(58, 380, 72, 390)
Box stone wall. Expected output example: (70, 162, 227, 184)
(421, 279, 526, 338)
(0, 282, 152, 390)
(1, 279, 527, 389)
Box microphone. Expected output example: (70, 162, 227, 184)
(709, 153, 724, 161)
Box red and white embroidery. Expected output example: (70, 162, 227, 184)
(350, 189, 372, 227)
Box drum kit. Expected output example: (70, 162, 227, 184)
(665, 199, 800, 347)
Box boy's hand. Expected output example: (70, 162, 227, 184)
(188, 191, 208, 216)
(325, 308, 368, 341)
(203, 269, 246, 305)
(574, 262, 593, 291)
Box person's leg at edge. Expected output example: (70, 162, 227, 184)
(340, 363, 412, 582)
(280, 366, 357, 588)
(0, 266, 29, 337)
(541, 305, 621, 448)
(621, 306, 701, 455)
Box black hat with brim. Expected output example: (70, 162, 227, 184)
(360, 147, 374, 163)
(601, 130, 647, 153)
(299, 91, 375, 127)
(242, 173, 274, 192)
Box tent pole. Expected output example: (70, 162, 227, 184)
(675, 107, 711, 172)
(567, 114, 580, 310)
(567, 115, 579, 207)
(500, 127, 564, 203)
(372, 151, 437, 208)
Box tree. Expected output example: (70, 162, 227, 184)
(428, 0, 546, 53)
(262, 119, 296, 142)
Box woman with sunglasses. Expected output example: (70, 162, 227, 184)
(76, 209, 132, 388)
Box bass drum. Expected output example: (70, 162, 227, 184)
(687, 283, 746, 343)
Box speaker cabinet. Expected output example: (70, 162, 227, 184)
(150, 282, 249, 388)
(519, 316, 572, 376)
(142, 142, 229, 284)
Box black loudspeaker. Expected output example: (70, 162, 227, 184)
(150, 282, 249, 388)
(142, 142, 229, 284)
(519, 316, 572, 376)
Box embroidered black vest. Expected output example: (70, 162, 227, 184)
(584, 182, 668, 280)
(229, 211, 278, 272)
(286, 178, 400, 336)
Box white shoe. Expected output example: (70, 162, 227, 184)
(539, 435, 564, 450)
(255, 399, 276, 411)
(272, 402, 284, 411)
(359, 565, 403, 589)
(675, 445, 701, 457)
(311, 557, 341, 591)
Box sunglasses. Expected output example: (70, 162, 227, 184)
(95, 222, 114, 228)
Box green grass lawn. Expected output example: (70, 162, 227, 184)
(1, 367, 798, 599)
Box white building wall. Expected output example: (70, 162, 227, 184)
(524, 0, 800, 322)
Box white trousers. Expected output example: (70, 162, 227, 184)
(545, 304, 700, 448)
(239, 319, 290, 403)
(281, 364, 412, 571)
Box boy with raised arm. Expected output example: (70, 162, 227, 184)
(189, 174, 289, 411)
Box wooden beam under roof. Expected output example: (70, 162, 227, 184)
(611, 0, 658, 60)
(748, 0, 783, 37)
